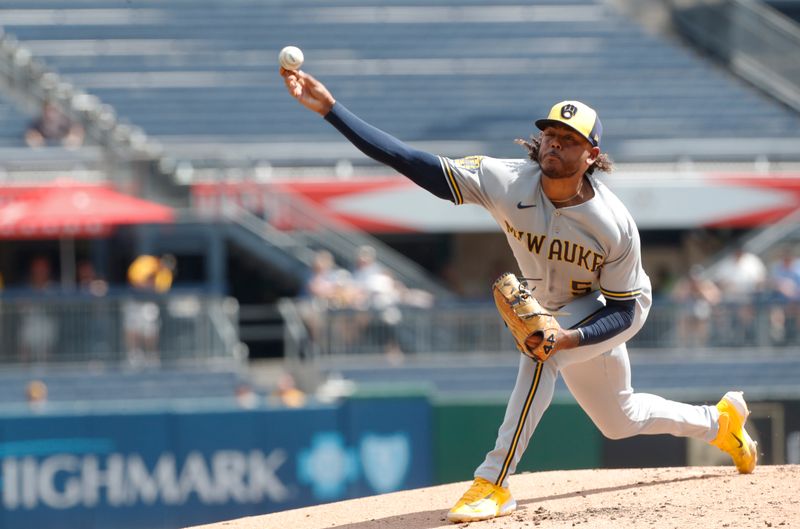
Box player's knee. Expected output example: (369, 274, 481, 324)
(594, 414, 639, 440)
(597, 424, 633, 440)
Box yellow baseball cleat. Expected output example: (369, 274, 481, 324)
(711, 391, 757, 474)
(447, 477, 516, 523)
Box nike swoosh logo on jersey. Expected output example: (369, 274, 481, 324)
(516, 201, 536, 209)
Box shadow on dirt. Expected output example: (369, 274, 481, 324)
(332, 472, 727, 529)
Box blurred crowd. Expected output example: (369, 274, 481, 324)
(24, 100, 84, 149)
(298, 245, 434, 363)
(4, 241, 799, 367)
(1, 253, 176, 365)
(298, 244, 800, 356)
(669, 247, 800, 348)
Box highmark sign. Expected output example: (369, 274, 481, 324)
(0, 398, 433, 529)
(1, 448, 288, 510)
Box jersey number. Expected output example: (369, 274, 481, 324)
(571, 280, 593, 296)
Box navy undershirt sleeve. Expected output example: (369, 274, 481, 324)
(576, 298, 636, 346)
(324, 102, 453, 201)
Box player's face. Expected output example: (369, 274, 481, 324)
(537, 125, 596, 179)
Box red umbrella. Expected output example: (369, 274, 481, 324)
(0, 182, 174, 287)
(0, 183, 174, 239)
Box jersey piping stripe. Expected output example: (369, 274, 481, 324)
(601, 288, 641, 299)
(495, 360, 543, 487)
(439, 156, 463, 205)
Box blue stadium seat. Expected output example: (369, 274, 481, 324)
(0, 367, 248, 404)
(0, 0, 798, 161)
(0, 93, 33, 147)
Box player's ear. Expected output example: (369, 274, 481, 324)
(586, 146, 601, 166)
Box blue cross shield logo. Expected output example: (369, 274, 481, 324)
(359, 433, 410, 494)
(298, 432, 358, 500)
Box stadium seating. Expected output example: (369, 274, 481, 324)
(0, 91, 32, 147)
(0, 367, 249, 404)
(767, 0, 800, 22)
(1, 0, 798, 162)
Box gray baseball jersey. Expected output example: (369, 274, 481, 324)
(437, 155, 717, 488)
(439, 155, 651, 310)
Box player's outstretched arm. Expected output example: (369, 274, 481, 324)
(280, 67, 335, 116)
(280, 68, 452, 201)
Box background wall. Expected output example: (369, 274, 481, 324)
(2, 391, 797, 529)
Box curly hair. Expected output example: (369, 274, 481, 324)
(515, 134, 614, 175)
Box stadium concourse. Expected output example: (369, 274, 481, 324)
(1, 1, 800, 529)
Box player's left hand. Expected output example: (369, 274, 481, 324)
(493, 272, 571, 362)
(524, 328, 580, 359)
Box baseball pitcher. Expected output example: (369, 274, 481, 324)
(281, 67, 757, 523)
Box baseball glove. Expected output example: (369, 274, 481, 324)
(492, 272, 562, 362)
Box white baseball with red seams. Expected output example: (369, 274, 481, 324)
(279, 46, 304, 70)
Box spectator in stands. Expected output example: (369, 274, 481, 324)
(349, 245, 407, 361)
(299, 250, 355, 354)
(25, 101, 84, 149)
(127, 254, 176, 294)
(270, 372, 306, 408)
(235, 382, 260, 409)
(670, 264, 721, 347)
(300, 247, 434, 362)
(25, 380, 48, 413)
(766, 250, 800, 345)
(710, 246, 767, 345)
(123, 254, 176, 366)
(352, 245, 384, 285)
(351, 245, 434, 362)
(713, 246, 767, 297)
(19, 256, 58, 363)
(28, 255, 56, 291)
(302, 249, 354, 306)
(75, 260, 111, 359)
(77, 260, 109, 297)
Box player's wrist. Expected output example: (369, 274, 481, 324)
(319, 98, 336, 117)
(561, 329, 583, 349)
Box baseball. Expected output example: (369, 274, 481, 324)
(279, 45, 304, 70)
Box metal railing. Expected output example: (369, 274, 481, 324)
(286, 298, 800, 360)
(195, 183, 453, 299)
(670, 0, 800, 111)
(0, 293, 244, 366)
(702, 208, 800, 281)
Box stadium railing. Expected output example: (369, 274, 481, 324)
(196, 183, 454, 299)
(670, 0, 800, 111)
(0, 293, 244, 366)
(284, 298, 800, 361)
(703, 208, 800, 281)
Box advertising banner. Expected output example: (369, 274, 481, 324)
(0, 397, 432, 529)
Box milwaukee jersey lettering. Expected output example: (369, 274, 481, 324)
(438, 155, 651, 311)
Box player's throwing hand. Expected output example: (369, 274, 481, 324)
(280, 67, 336, 116)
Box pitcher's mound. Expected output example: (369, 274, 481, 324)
(188, 465, 799, 529)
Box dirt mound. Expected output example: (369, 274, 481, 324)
(189, 465, 800, 529)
